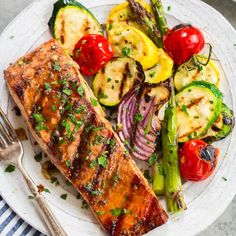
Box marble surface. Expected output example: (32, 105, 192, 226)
(0, 0, 236, 235)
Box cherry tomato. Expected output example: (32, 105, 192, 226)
(73, 34, 113, 76)
(179, 139, 219, 181)
(163, 24, 205, 65)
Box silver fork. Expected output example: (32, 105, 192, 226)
(0, 107, 68, 236)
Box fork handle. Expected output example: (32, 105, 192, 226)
(18, 163, 68, 236)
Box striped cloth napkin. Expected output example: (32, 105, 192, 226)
(0, 195, 44, 236)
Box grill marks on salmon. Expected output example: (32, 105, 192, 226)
(4, 39, 168, 235)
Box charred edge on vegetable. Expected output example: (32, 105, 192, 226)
(119, 63, 129, 100)
(69, 113, 96, 179)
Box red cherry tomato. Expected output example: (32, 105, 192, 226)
(163, 24, 205, 65)
(179, 139, 219, 181)
(73, 34, 113, 76)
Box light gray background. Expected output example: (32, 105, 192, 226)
(0, 0, 236, 235)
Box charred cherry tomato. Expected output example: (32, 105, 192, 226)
(73, 34, 113, 76)
(179, 139, 219, 181)
(163, 24, 205, 65)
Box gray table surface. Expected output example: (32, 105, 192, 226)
(0, 0, 236, 235)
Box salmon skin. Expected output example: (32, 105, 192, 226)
(4, 39, 168, 235)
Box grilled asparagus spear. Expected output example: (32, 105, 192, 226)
(126, 0, 162, 48)
(161, 79, 186, 212)
(150, 0, 168, 36)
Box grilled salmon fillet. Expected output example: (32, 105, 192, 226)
(4, 39, 168, 235)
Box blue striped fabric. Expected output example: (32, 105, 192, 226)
(0, 195, 45, 236)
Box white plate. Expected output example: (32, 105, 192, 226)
(0, 0, 236, 235)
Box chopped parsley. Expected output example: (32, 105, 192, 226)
(81, 200, 89, 209)
(134, 112, 143, 122)
(60, 194, 68, 200)
(65, 160, 71, 167)
(148, 154, 158, 166)
(44, 83, 51, 91)
(65, 180, 72, 186)
(75, 105, 86, 114)
(77, 86, 84, 97)
(5, 165, 15, 173)
(28, 194, 36, 200)
(34, 152, 43, 162)
(89, 160, 97, 169)
(149, 71, 156, 78)
(93, 135, 103, 145)
(222, 177, 228, 181)
(110, 208, 122, 217)
(51, 105, 57, 112)
(181, 105, 188, 115)
(98, 91, 108, 99)
(108, 23, 113, 31)
(96, 211, 105, 215)
(98, 152, 108, 168)
(167, 6, 171, 11)
(51, 176, 60, 186)
(111, 173, 121, 185)
(107, 78, 112, 82)
(62, 89, 72, 96)
(53, 61, 61, 72)
(122, 47, 131, 57)
(32, 113, 44, 123)
(90, 98, 98, 106)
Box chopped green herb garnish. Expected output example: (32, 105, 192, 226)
(108, 23, 113, 31)
(93, 135, 103, 145)
(98, 152, 108, 168)
(181, 105, 188, 115)
(65, 159, 71, 167)
(149, 71, 156, 78)
(62, 89, 72, 96)
(75, 105, 86, 114)
(71, 82, 77, 90)
(148, 154, 158, 166)
(34, 152, 43, 162)
(96, 211, 105, 215)
(167, 6, 171, 11)
(90, 160, 97, 169)
(122, 47, 131, 57)
(77, 86, 84, 97)
(54, 61, 61, 72)
(76, 193, 81, 199)
(110, 208, 122, 217)
(98, 91, 108, 99)
(222, 177, 228, 181)
(43, 188, 51, 193)
(28, 194, 36, 199)
(44, 83, 51, 91)
(134, 112, 143, 122)
(111, 85, 115, 90)
(107, 78, 112, 82)
(90, 98, 98, 106)
(35, 124, 48, 131)
(65, 180, 72, 186)
(51, 105, 57, 112)
(143, 169, 151, 182)
(51, 176, 60, 186)
(60, 194, 68, 200)
(145, 112, 153, 135)
(81, 200, 89, 209)
(111, 173, 121, 185)
(32, 113, 44, 123)
(5, 165, 15, 173)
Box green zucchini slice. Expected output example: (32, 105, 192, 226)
(48, 0, 103, 55)
(93, 57, 145, 107)
(176, 81, 222, 142)
(203, 103, 235, 143)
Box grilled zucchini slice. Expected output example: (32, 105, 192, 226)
(93, 57, 145, 107)
(203, 103, 235, 143)
(176, 81, 222, 142)
(174, 56, 220, 91)
(48, 0, 103, 55)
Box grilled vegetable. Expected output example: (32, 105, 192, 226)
(174, 55, 219, 91)
(127, 0, 162, 48)
(150, 0, 168, 37)
(117, 82, 170, 160)
(106, 0, 155, 36)
(164, 24, 205, 65)
(179, 139, 219, 181)
(73, 34, 113, 76)
(144, 48, 173, 83)
(153, 159, 165, 196)
(176, 81, 222, 143)
(162, 79, 186, 212)
(93, 57, 145, 107)
(203, 103, 235, 143)
(108, 26, 161, 69)
(48, 0, 103, 55)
